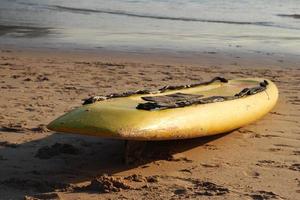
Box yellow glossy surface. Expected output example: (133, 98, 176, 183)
(47, 78, 278, 140)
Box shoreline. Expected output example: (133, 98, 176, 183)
(2, 45, 300, 69)
(0, 48, 299, 199)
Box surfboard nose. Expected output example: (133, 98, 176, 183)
(46, 107, 88, 133)
(46, 105, 117, 137)
(47, 117, 63, 132)
(47, 114, 70, 132)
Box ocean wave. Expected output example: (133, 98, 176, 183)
(50, 5, 274, 27)
(277, 14, 300, 19)
(0, 24, 52, 37)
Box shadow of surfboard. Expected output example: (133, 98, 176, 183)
(0, 130, 231, 198)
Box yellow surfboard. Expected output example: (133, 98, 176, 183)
(47, 77, 278, 140)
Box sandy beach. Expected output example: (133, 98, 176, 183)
(0, 48, 299, 200)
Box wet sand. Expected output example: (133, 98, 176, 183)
(0, 49, 299, 199)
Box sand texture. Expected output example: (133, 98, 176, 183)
(0, 49, 299, 200)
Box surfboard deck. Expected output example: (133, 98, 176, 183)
(47, 78, 278, 141)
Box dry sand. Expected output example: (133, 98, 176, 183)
(0, 49, 299, 200)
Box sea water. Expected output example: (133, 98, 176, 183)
(0, 0, 300, 55)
